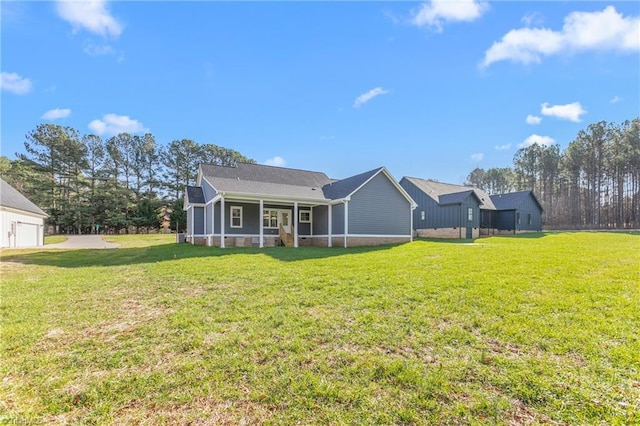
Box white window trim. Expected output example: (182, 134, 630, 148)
(230, 206, 243, 228)
(263, 208, 291, 229)
(299, 209, 312, 223)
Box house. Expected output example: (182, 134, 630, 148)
(489, 190, 543, 233)
(400, 177, 544, 238)
(184, 163, 417, 248)
(1, 178, 48, 248)
(399, 177, 495, 239)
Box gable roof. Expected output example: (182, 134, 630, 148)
(490, 190, 543, 211)
(322, 167, 382, 200)
(0, 178, 48, 217)
(402, 177, 496, 210)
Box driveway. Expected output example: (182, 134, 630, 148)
(46, 235, 120, 249)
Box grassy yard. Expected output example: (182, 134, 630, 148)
(1, 232, 638, 424)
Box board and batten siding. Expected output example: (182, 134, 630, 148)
(517, 195, 543, 231)
(348, 173, 411, 235)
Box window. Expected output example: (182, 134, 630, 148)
(263, 209, 278, 228)
(516, 213, 521, 225)
(468, 207, 473, 222)
(230, 206, 243, 228)
(299, 210, 311, 223)
(528, 214, 532, 225)
(420, 211, 425, 221)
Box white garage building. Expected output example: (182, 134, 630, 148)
(1, 178, 47, 248)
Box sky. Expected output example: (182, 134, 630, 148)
(1, 1, 638, 184)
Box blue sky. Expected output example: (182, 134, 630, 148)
(1, 1, 638, 184)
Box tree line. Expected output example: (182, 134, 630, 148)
(0, 124, 255, 234)
(465, 118, 640, 229)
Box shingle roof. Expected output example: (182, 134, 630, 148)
(490, 190, 542, 211)
(0, 178, 47, 217)
(403, 177, 496, 210)
(186, 186, 205, 204)
(200, 163, 331, 188)
(322, 167, 383, 200)
(438, 190, 478, 206)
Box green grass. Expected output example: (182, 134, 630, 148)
(1, 232, 639, 424)
(44, 235, 67, 245)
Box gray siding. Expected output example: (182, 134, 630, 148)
(313, 205, 328, 235)
(201, 178, 218, 201)
(517, 195, 543, 231)
(192, 206, 204, 234)
(496, 211, 516, 230)
(349, 173, 411, 235)
(332, 203, 345, 234)
(401, 178, 479, 230)
(205, 204, 212, 234)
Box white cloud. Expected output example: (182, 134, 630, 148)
(42, 108, 71, 120)
(411, 0, 488, 31)
(83, 42, 115, 56)
(0, 72, 32, 95)
(353, 87, 389, 108)
(526, 114, 542, 125)
(481, 6, 639, 67)
(521, 12, 543, 27)
(610, 96, 622, 104)
(88, 113, 147, 136)
(519, 134, 555, 148)
(264, 156, 286, 167)
(56, 0, 122, 38)
(471, 153, 484, 162)
(494, 144, 512, 151)
(541, 102, 586, 122)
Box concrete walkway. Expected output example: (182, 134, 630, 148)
(46, 235, 120, 249)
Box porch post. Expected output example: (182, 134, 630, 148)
(328, 204, 332, 247)
(294, 202, 299, 248)
(259, 199, 264, 248)
(220, 196, 225, 248)
(343, 201, 348, 248)
(410, 206, 413, 242)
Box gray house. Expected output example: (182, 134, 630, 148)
(489, 191, 543, 233)
(400, 177, 543, 238)
(184, 163, 417, 248)
(399, 177, 495, 239)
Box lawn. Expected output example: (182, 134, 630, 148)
(1, 232, 638, 424)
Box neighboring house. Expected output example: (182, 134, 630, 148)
(400, 177, 543, 238)
(489, 190, 543, 233)
(0, 178, 48, 248)
(184, 163, 417, 248)
(400, 177, 495, 239)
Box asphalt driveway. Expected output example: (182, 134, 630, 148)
(46, 235, 120, 249)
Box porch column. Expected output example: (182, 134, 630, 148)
(220, 196, 225, 248)
(410, 206, 414, 242)
(328, 204, 332, 247)
(343, 201, 348, 248)
(294, 202, 299, 248)
(259, 199, 264, 248)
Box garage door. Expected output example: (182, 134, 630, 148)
(16, 222, 39, 247)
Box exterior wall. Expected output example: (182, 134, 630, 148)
(205, 204, 213, 234)
(313, 205, 328, 235)
(344, 236, 411, 247)
(201, 178, 218, 201)
(348, 173, 411, 235)
(331, 203, 345, 235)
(416, 227, 479, 239)
(193, 207, 205, 235)
(0, 209, 45, 248)
(495, 210, 516, 231)
(515, 196, 543, 231)
(401, 179, 440, 229)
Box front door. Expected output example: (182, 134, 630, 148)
(280, 210, 291, 233)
